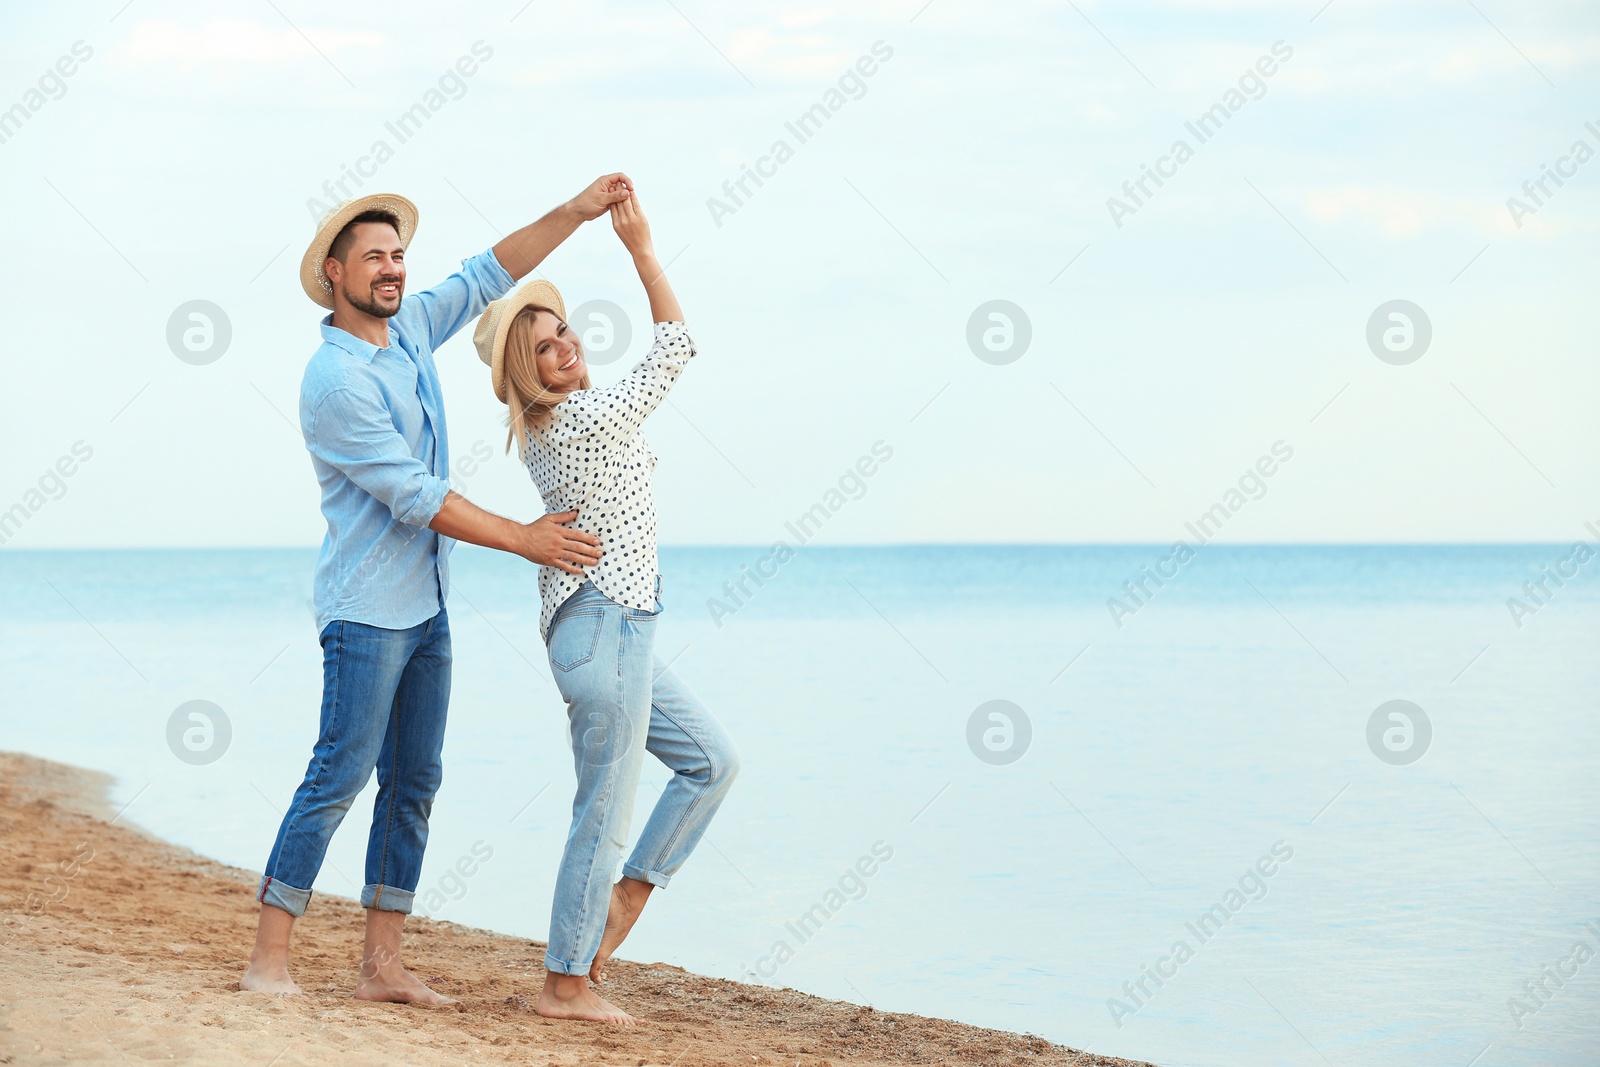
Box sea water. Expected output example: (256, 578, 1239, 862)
(1, 544, 1595, 1067)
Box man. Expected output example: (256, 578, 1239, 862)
(239, 175, 631, 1002)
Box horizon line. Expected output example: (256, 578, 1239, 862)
(0, 540, 1587, 553)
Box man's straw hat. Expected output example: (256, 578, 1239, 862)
(473, 280, 568, 404)
(299, 193, 420, 309)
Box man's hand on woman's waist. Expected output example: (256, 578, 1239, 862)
(428, 491, 602, 575)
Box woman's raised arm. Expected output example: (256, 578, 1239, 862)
(543, 195, 693, 445)
(610, 195, 682, 323)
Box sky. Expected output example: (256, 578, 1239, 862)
(1, 0, 1597, 548)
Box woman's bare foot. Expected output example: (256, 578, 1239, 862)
(535, 971, 640, 1025)
(353, 966, 457, 1006)
(238, 959, 303, 996)
(589, 877, 655, 984)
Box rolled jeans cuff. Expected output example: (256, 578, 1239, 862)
(621, 863, 671, 889)
(543, 951, 587, 976)
(258, 875, 312, 918)
(361, 883, 415, 914)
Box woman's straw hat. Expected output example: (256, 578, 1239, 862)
(473, 280, 567, 403)
(299, 193, 420, 309)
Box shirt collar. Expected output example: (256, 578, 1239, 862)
(320, 314, 396, 363)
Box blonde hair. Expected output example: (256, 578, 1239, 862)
(502, 304, 591, 453)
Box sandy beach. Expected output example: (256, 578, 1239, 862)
(0, 752, 1159, 1067)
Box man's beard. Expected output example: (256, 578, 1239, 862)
(346, 277, 403, 318)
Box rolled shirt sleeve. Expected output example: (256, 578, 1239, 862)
(400, 247, 516, 353)
(306, 386, 450, 527)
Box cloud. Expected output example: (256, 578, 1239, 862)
(1427, 39, 1600, 83)
(1303, 185, 1559, 238)
(1304, 186, 1442, 237)
(496, 12, 889, 91)
(120, 18, 384, 71)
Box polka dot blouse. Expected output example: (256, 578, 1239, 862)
(522, 320, 696, 642)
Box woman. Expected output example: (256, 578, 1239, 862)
(473, 191, 740, 1026)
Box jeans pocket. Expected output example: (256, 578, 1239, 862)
(624, 598, 662, 621)
(549, 609, 604, 672)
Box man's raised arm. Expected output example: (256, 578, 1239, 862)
(493, 173, 634, 281)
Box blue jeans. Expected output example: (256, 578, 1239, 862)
(257, 609, 451, 917)
(543, 581, 740, 976)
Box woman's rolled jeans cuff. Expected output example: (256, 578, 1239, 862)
(542, 950, 590, 977)
(620, 863, 672, 888)
(256, 877, 416, 917)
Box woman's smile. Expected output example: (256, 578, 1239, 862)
(526, 313, 589, 392)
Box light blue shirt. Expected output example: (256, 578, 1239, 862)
(300, 248, 514, 633)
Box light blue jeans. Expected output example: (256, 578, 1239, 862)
(542, 580, 739, 976)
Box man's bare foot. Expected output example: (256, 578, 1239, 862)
(354, 966, 458, 1006)
(241, 902, 302, 995)
(589, 876, 655, 984)
(535, 971, 640, 1025)
(353, 906, 457, 1005)
(239, 960, 303, 996)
